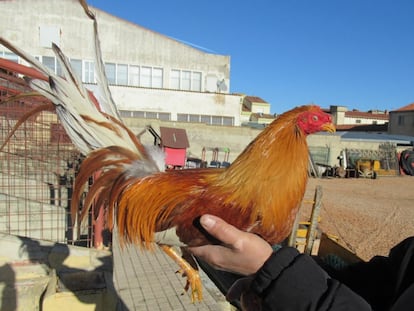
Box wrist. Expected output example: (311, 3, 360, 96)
(251, 247, 300, 295)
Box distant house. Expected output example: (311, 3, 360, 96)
(330, 105, 389, 132)
(388, 103, 414, 136)
(159, 127, 190, 168)
(249, 112, 276, 126)
(240, 96, 275, 127)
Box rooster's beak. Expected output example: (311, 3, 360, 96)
(322, 123, 336, 133)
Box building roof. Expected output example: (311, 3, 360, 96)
(244, 96, 268, 104)
(394, 102, 414, 112)
(338, 131, 414, 145)
(159, 127, 189, 149)
(344, 110, 389, 120)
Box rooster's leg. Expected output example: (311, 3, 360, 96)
(160, 245, 203, 302)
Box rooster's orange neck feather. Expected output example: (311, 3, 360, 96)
(216, 108, 309, 238)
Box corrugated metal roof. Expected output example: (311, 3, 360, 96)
(338, 131, 414, 144)
(159, 127, 189, 149)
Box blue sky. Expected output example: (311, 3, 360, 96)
(87, 0, 414, 114)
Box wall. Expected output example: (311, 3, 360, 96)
(0, 0, 229, 86)
(92, 85, 242, 125)
(0, 233, 116, 311)
(388, 110, 414, 136)
(124, 117, 259, 163)
(123, 117, 394, 167)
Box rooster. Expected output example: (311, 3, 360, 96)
(0, 0, 335, 303)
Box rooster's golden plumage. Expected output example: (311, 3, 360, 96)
(0, 0, 335, 302)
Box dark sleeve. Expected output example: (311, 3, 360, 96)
(250, 247, 371, 311)
(331, 236, 414, 311)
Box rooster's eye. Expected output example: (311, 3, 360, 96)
(312, 115, 318, 121)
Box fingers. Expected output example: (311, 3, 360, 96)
(189, 244, 229, 268)
(199, 214, 242, 247)
(190, 214, 274, 275)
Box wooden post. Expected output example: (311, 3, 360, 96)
(305, 185, 322, 255)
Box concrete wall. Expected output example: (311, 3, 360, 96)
(388, 110, 414, 136)
(0, 233, 116, 311)
(124, 117, 395, 167)
(124, 117, 260, 163)
(89, 84, 242, 125)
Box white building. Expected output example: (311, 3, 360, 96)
(0, 0, 270, 126)
(329, 105, 389, 131)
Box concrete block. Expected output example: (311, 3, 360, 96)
(0, 262, 50, 311)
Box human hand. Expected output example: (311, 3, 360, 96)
(189, 214, 273, 276)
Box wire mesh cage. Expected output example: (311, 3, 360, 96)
(0, 68, 93, 247)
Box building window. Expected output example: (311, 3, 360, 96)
(132, 111, 145, 118)
(152, 68, 163, 88)
(25, 54, 169, 89)
(117, 64, 128, 85)
(140, 66, 151, 87)
(0, 51, 18, 62)
(182, 71, 191, 91)
(177, 114, 188, 122)
(223, 117, 234, 126)
(42, 56, 55, 72)
(189, 114, 199, 122)
(211, 116, 222, 125)
(83, 60, 95, 83)
(158, 113, 170, 121)
(398, 115, 405, 126)
(40, 56, 62, 76)
(119, 110, 132, 118)
(146, 112, 157, 119)
(170, 70, 180, 89)
(105, 63, 116, 84)
(170, 69, 202, 91)
(70, 59, 82, 80)
(355, 119, 361, 124)
(175, 114, 233, 125)
(121, 110, 171, 121)
(201, 115, 211, 124)
(191, 72, 202, 91)
(129, 65, 139, 86)
(138, 66, 164, 88)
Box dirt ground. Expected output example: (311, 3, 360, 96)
(301, 175, 414, 261)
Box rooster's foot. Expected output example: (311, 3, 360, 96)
(161, 245, 203, 302)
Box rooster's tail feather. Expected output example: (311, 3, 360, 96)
(78, 0, 121, 120)
(71, 146, 140, 225)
